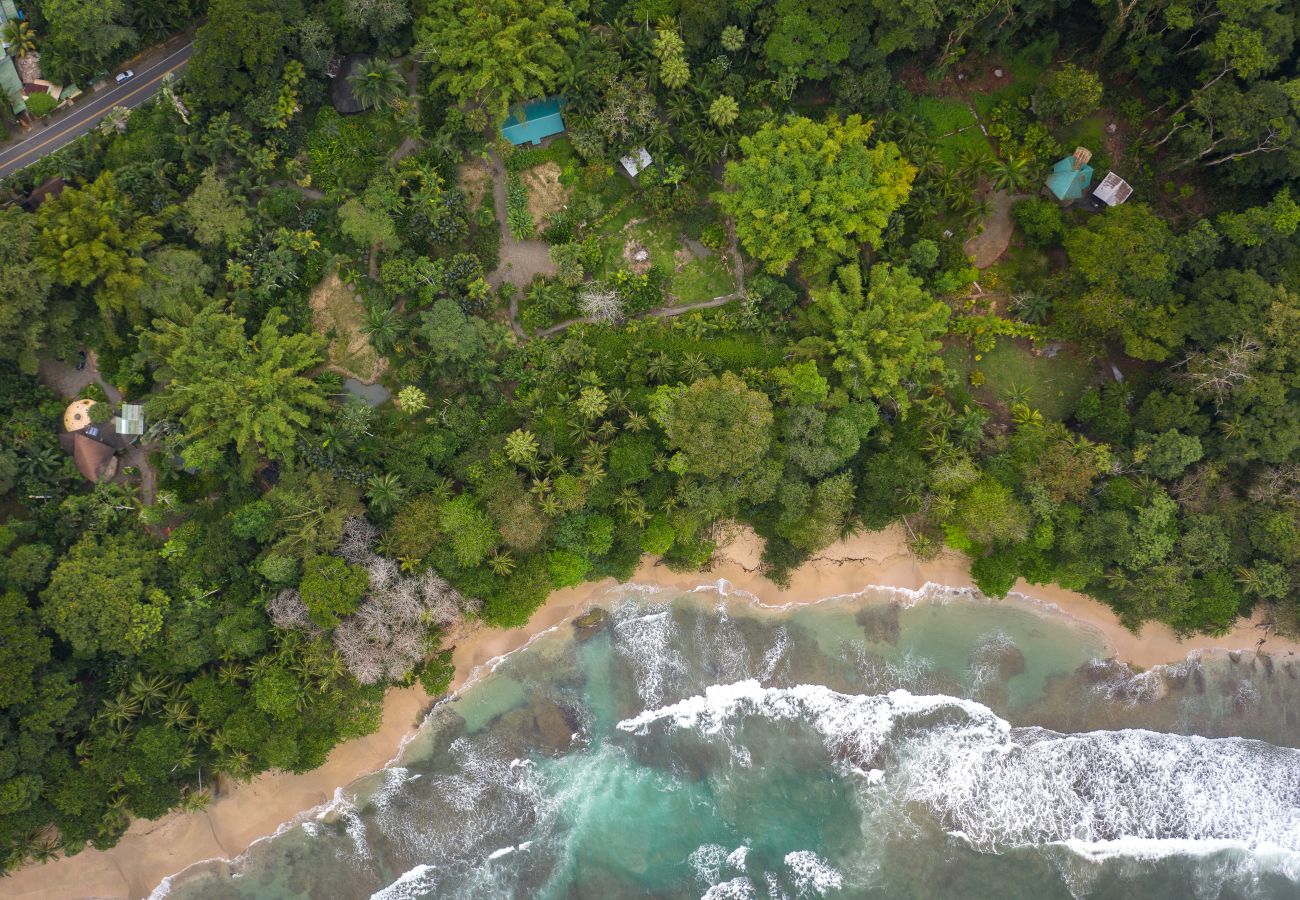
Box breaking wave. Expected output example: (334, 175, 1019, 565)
(619, 680, 1300, 872)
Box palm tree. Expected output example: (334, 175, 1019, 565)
(366, 472, 406, 516)
(3, 20, 36, 57)
(1009, 291, 1052, 324)
(677, 352, 712, 381)
(362, 305, 402, 354)
(129, 673, 175, 713)
(956, 145, 993, 184)
(647, 353, 676, 383)
(488, 550, 516, 576)
(349, 58, 407, 111)
(989, 155, 1035, 193)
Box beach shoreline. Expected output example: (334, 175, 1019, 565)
(6, 523, 1298, 900)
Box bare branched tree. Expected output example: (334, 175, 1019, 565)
(1248, 463, 1300, 505)
(267, 589, 321, 635)
(1182, 336, 1261, 409)
(295, 517, 482, 684)
(579, 284, 625, 323)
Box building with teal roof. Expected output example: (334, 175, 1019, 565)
(501, 98, 565, 146)
(1045, 148, 1094, 203)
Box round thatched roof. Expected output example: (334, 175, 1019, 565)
(63, 398, 94, 432)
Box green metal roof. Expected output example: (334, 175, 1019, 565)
(502, 98, 566, 146)
(0, 56, 23, 113)
(1045, 155, 1093, 202)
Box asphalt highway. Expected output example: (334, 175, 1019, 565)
(0, 41, 194, 180)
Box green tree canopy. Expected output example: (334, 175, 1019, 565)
(800, 262, 950, 409)
(299, 554, 369, 627)
(141, 305, 328, 474)
(719, 115, 915, 276)
(651, 372, 774, 478)
(415, 0, 585, 125)
(1060, 203, 1183, 360)
(0, 207, 66, 373)
(36, 172, 162, 330)
(40, 533, 167, 657)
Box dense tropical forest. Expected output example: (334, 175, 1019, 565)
(0, 0, 1298, 873)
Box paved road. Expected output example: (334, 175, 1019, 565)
(0, 41, 194, 180)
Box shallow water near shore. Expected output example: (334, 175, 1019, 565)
(164, 586, 1300, 900)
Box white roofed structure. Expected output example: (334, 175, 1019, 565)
(620, 147, 652, 178)
(1093, 171, 1133, 206)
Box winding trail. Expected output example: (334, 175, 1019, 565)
(527, 218, 749, 340)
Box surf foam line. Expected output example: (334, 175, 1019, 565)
(618, 680, 1300, 870)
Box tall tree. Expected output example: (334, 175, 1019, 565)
(0, 208, 68, 373)
(348, 58, 407, 111)
(1060, 203, 1182, 361)
(800, 262, 950, 410)
(415, 0, 584, 125)
(719, 116, 915, 276)
(187, 0, 301, 109)
(35, 172, 162, 331)
(651, 372, 774, 478)
(141, 305, 328, 473)
(38, 0, 136, 83)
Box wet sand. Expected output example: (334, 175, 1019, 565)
(6, 524, 1298, 899)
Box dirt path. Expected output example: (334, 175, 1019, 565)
(531, 220, 750, 339)
(485, 149, 557, 305)
(963, 189, 1026, 269)
(38, 353, 158, 505)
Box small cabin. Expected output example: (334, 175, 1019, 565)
(501, 99, 565, 146)
(1092, 171, 1133, 206)
(620, 148, 652, 178)
(1045, 147, 1094, 204)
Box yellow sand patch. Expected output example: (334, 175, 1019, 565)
(309, 270, 386, 384)
(522, 161, 571, 225)
(456, 161, 492, 210)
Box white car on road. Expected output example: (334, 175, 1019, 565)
(114, 69, 135, 84)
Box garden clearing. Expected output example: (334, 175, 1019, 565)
(521, 161, 571, 224)
(310, 269, 386, 384)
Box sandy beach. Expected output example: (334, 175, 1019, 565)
(6, 523, 1299, 900)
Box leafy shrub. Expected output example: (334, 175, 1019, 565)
(1011, 198, 1064, 247)
(505, 177, 535, 239)
(1035, 64, 1103, 124)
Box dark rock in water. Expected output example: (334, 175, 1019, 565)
(856, 603, 901, 644)
(1284, 661, 1298, 680)
(1229, 650, 1243, 664)
(971, 637, 1026, 680)
(497, 699, 578, 754)
(574, 607, 610, 640)
(1260, 652, 1274, 680)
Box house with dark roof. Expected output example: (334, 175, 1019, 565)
(58, 399, 127, 482)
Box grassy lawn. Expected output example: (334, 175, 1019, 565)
(593, 203, 737, 304)
(901, 95, 976, 134)
(987, 242, 1055, 292)
(974, 339, 1096, 422)
(898, 94, 994, 168)
(1054, 113, 1112, 170)
(969, 39, 1053, 119)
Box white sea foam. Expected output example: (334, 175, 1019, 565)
(784, 850, 844, 894)
(612, 604, 687, 703)
(619, 680, 1300, 873)
(369, 863, 438, 900)
(701, 876, 756, 899)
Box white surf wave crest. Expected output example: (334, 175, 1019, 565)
(618, 680, 1300, 869)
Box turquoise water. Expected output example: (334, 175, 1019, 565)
(165, 587, 1300, 899)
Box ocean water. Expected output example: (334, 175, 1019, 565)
(164, 586, 1300, 900)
